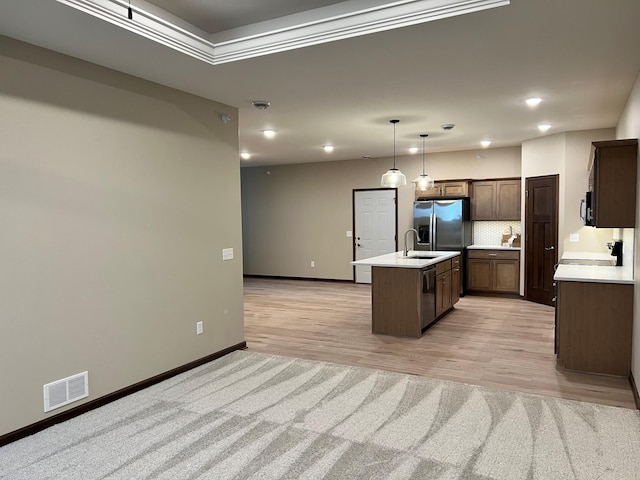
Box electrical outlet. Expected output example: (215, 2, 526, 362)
(346, 231, 352, 237)
(310, 261, 315, 267)
(222, 248, 233, 260)
(196, 321, 203, 335)
(569, 233, 579, 242)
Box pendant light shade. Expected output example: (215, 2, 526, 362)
(381, 119, 407, 187)
(413, 134, 435, 191)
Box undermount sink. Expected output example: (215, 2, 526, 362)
(404, 253, 441, 259)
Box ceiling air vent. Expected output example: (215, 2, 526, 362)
(43, 371, 89, 412)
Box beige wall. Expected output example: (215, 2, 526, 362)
(0, 38, 245, 436)
(241, 147, 521, 279)
(520, 129, 617, 294)
(616, 70, 640, 384)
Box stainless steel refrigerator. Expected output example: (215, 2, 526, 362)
(414, 198, 472, 294)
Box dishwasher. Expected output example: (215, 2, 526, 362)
(421, 266, 437, 330)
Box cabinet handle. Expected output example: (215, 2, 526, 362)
(545, 246, 555, 251)
(489, 253, 497, 257)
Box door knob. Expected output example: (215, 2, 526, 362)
(545, 246, 555, 251)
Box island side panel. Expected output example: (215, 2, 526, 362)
(557, 280, 633, 376)
(372, 266, 421, 338)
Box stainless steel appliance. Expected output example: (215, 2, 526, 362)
(420, 266, 436, 329)
(414, 198, 472, 294)
(580, 191, 593, 226)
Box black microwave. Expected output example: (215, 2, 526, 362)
(580, 191, 593, 226)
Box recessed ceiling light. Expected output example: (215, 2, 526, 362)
(408, 147, 419, 154)
(323, 145, 334, 153)
(240, 152, 251, 160)
(480, 140, 491, 148)
(526, 97, 542, 107)
(538, 124, 551, 132)
(441, 124, 455, 131)
(262, 129, 276, 138)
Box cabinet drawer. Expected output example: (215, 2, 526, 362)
(436, 259, 452, 275)
(468, 249, 520, 260)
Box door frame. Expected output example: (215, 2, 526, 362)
(352, 188, 398, 283)
(524, 174, 559, 304)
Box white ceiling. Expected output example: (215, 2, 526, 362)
(1, 0, 639, 167)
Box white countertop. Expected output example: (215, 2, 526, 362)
(561, 251, 614, 261)
(554, 264, 633, 284)
(556, 250, 630, 283)
(468, 245, 521, 251)
(351, 251, 460, 269)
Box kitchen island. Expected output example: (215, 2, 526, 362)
(351, 251, 461, 338)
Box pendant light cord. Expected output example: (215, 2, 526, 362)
(390, 119, 399, 169)
(128, 0, 133, 19)
(421, 134, 428, 175)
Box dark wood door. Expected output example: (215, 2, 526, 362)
(525, 175, 558, 305)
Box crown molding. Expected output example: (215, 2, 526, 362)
(56, 0, 509, 65)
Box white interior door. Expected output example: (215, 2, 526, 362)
(354, 189, 397, 284)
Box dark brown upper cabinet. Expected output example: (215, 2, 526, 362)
(588, 139, 638, 228)
(471, 178, 521, 221)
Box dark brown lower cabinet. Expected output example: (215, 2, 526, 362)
(556, 280, 633, 376)
(467, 249, 520, 294)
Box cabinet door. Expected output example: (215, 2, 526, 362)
(451, 266, 460, 305)
(467, 259, 492, 290)
(496, 180, 521, 220)
(471, 181, 497, 220)
(442, 181, 469, 197)
(415, 183, 442, 199)
(590, 141, 637, 227)
(494, 260, 520, 292)
(435, 270, 452, 317)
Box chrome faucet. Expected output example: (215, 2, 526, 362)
(403, 228, 419, 257)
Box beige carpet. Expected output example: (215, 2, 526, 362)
(1, 351, 640, 479)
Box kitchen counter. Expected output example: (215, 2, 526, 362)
(553, 264, 633, 284)
(561, 251, 614, 262)
(467, 245, 521, 251)
(555, 250, 632, 284)
(350, 250, 460, 269)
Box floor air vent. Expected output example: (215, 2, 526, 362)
(43, 371, 89, 412)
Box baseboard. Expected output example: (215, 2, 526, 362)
(0, 341, 247, 447)
(243, 274, 352, 283)
(630, 372, 640, 410)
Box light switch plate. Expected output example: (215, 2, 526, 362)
(346, 231, 352, 237)
(569, 234, 579, 242)
(222, 248, 234, 260)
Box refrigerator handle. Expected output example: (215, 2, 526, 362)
(431, 213, 437, 251)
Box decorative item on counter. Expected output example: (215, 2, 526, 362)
(501, 225, 513, 247)
(501, 226, 521, 247)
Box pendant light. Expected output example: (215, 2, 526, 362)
(413, 134, 435, 191)
(381, 119, 407, 187)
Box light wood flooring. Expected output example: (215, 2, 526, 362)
(243, 277, 636, 409)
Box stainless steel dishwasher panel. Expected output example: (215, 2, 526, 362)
(421, 266, 437, 329)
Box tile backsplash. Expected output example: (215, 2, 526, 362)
(473, 221, 522, 246)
